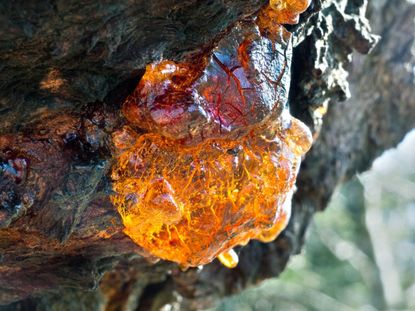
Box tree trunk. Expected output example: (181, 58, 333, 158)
(1, 0, 414, 309)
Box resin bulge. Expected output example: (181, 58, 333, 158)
(112, 0, 313, 268)
(269, 0, 311, 24)
(123, 21, 292, 145)
(112, 121, 311, 267)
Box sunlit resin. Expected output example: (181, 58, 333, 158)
(111, 0, 312, 268)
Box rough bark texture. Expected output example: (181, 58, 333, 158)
(1, 0, 414, 310)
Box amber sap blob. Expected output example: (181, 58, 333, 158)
(112, 119, 311, 268)
(111, 0, 312, 268)
(269, 0, 311, 24)
(123, 21, 291, 146)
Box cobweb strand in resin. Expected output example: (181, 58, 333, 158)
(111, 0, 312, 268)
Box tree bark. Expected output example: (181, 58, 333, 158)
(1, 0, 414, 309)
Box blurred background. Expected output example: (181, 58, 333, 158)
(212, 130, 415, 311)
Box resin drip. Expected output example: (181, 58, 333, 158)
(111, 0, 312, 268)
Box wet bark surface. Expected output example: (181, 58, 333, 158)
(1, 0, 415, 310)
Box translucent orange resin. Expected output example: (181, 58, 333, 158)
(111, 0, 312, 268)
(112, 119, 311, 267)
(269, 0, 311, 24)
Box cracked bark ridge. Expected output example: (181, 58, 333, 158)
(1, 0, 415, 310)
(0, 0, 265, 133)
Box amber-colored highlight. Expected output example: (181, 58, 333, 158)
(111, 0, 312, 268)
(111, 119, 311, 267)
